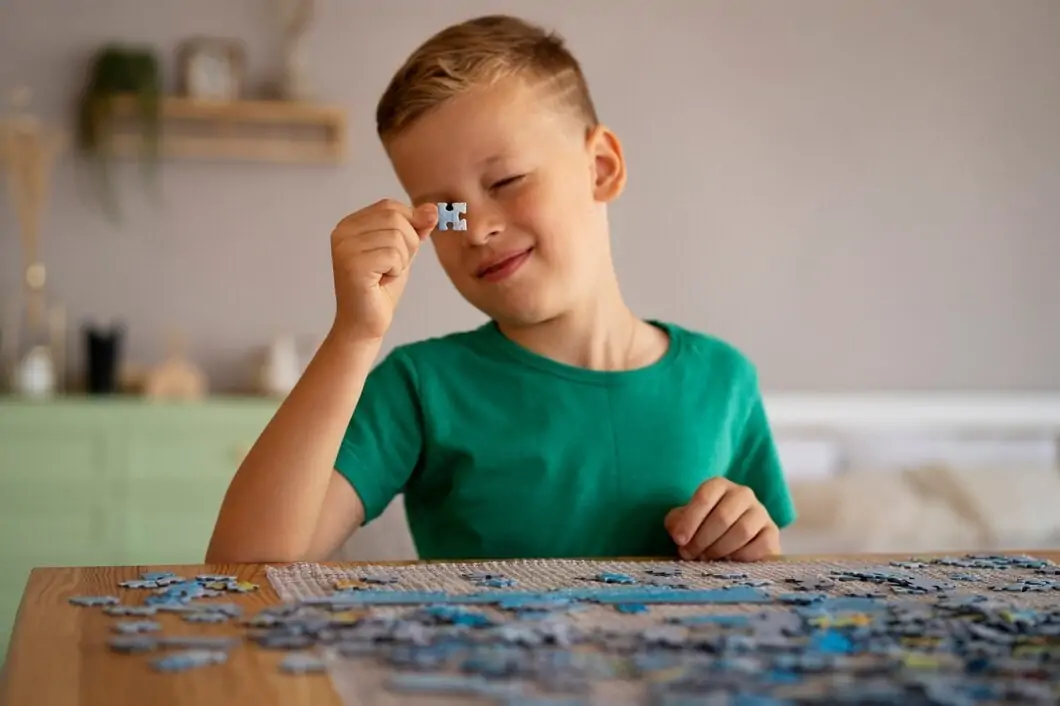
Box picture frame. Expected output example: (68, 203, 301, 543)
(176, 38, 246, 102)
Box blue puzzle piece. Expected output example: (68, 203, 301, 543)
(437, 202, 467, 231)
(593, 573, 637, 585)
(113, 620, 161, 634)
(107, 635, 158, 653)
(151, 649, 228, 672)
(183, 612, 229, 623)
(386, 672, 521, 698)
(69, 595, 119, 606)
(591, 586, 772, 605)
(645, 566, 681, 577)
(279, 653, 327, 674)
(104, 605, 157, 617)
(158, 635, 242, 650)
(141, 571, 177, 582)
(616, 603, 648, 614)
(120, 579, 160, 589)
(809, 629, 854, 654)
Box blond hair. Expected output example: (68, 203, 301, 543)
(376, 15, 599, 142)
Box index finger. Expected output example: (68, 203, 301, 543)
(669, 481, 727, 546)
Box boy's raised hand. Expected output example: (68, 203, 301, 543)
(330, 199, 438, 343)
(664, 477, 780, 562)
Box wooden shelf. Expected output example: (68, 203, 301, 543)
(104, 95, 347, 165)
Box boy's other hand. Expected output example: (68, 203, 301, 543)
(330, 199, 438, 343)
(664, 477, 780, 562)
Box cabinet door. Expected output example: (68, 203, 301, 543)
(120, 411, 271, 564)
(0, 412, 124, 665)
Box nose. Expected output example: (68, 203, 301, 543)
(464, 200, 504, 246)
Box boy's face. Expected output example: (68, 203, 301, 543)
(385, 75, 626, 327)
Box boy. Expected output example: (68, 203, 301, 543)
(207, 15, 796, 565)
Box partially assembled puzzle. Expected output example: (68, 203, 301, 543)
(70, 555, 1060, 704)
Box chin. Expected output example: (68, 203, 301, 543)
(468, 293, 559, 328)
(491, 301, 572, 329)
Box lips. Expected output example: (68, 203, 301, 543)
(475, 248, 533, 278)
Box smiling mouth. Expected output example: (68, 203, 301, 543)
(476, 248, 533, 279)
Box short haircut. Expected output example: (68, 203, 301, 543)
(376, 15, 600, 142)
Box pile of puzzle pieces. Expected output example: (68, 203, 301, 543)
(68, 555, 1060, 704)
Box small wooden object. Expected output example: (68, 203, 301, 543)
(142, 331, 207, 401)
(106, 95, 346, 164)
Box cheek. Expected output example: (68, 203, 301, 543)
(429, 237, 464, 277)
(525, 189, 593, 266)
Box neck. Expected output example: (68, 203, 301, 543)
(497, 268, 644, 371)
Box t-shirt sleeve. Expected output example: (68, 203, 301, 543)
(725, 371, 798, 530)
(334, 348, 423, 525)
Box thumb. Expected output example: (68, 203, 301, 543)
(411, 203, 439, 239)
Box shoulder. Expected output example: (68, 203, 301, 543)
(371, 323, 496, 382)
(386, 323, 493, 363)
(657, 320, 760, 390)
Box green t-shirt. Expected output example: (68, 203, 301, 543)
(335, 320, 796, 560)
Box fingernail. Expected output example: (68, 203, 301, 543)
(674, 534, 688, 546)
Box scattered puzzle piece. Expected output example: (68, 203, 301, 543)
(69, 595, 119, 606)
(279, 653, 327, 674)
(151, 649, 228, 672)
(104, 605, 157, 617)
(89, 553, 1060, 705)
(113, 620, 161, 634)
(183, 612, 228, 624)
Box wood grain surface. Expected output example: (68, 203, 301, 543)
(3, 552, 1059, 705)
(1, 563, 341, 706)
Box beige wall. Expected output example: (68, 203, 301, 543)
(1, 0, 1058, 393)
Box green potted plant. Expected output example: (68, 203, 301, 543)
(75, 44, 162, 220)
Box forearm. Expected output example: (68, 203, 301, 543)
(206, 330, 381, 562)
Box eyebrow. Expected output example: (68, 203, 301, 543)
(412, 155, 511, 204)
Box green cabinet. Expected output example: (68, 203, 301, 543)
(0, 396, 278, 663)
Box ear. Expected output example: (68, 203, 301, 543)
(586, 125, 626, 203)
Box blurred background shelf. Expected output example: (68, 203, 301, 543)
(107, 95, 347, 164)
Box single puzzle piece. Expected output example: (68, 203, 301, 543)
(644, 566, 681, 577)
(279, 652, 327, 674)
(183, 612, 229, 624)
(436, 202, 467, 231)
(68, 595, 119, 606)
(104, 605, 157, 617)
(151, 649, 228, 673)
(141, 571, 177, 582)
(615, 603, 648, 614)
(386, 672, 522, 699)
(108, 635, 158, 653)
(120, 579, 160, 589)
(591, 572, 637, 585)
(158, 635, 242, 650)
(113, 620, 161, 634)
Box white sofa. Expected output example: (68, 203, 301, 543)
(332, 462, 1060, 562)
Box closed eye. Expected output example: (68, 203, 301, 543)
(491, 175, 524, 190)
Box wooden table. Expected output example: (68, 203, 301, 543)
(4, 552, 1060, 705)
(1, 563, 342, 706)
